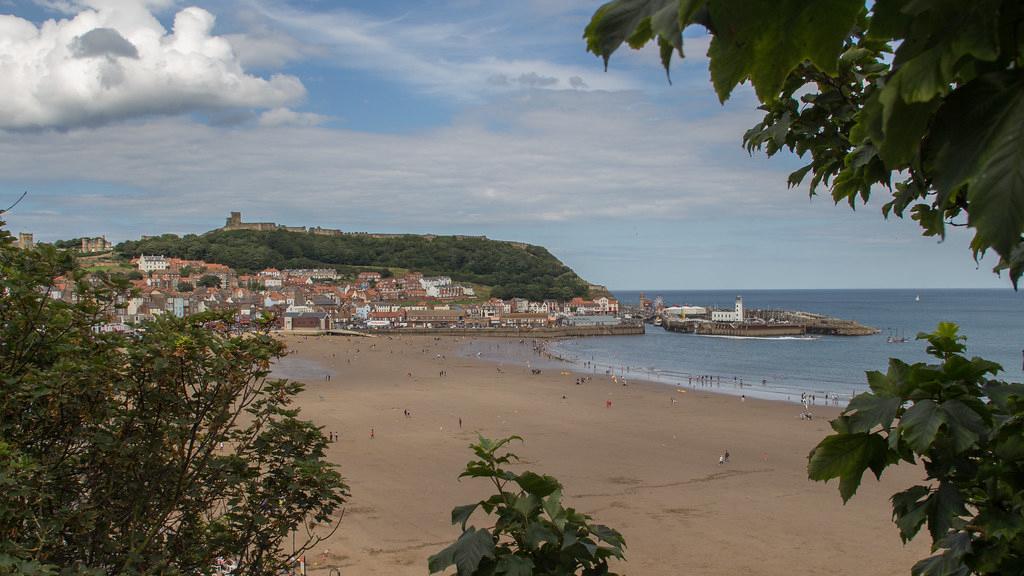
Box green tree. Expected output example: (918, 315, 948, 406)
(807, 324, 1023, 575)
(177, 280, 195, 292)
(585, 0, 1024, 286)
(585, 5, 1024, 574)
(197, 274, 223, 288)
(50, 238, 83, 251)
(0, 223, 349, 575)
(118, 230, 590, 300)
(126, 270, 144, 281)
(179, 265, 205, 278)
(429, 436, 626, 576)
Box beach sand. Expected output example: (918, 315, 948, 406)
(276, 334, 930, 575)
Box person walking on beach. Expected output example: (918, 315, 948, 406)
(370, 428, 375, 439)
(719, 450, 730, 464)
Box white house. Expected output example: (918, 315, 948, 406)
(138, 254, 169, 272)
(420, 276, 452, 297)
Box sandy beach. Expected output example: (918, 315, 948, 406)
(275, 334, 930, 575)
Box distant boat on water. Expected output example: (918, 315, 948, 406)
(915, 294, 920, 302)
(887, 328, 908, 344)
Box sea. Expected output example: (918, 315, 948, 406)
(546, 289, 1024, 405)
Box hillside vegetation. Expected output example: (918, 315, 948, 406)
(116, 230, 590, 301)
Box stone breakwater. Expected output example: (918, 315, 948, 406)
(663, 312, 878, 337)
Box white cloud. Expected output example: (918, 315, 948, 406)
(244, 0, 639, 99)
(1, 0, 305, 129)
(0, 90, 803, 238)
(258, 107, 327, 127)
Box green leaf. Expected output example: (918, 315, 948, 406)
(873, 87, 940, 167)
(543, 488, 563, 521)
(866, 370, 892, 397)
(428, 540, 457, 574)
(590, 524, 627, 551)
(899, 399, 946, 453)
(845, 393, 901, 433)
(928, 71, 1024, 266)
(938, 400, 986, 453)
(455, 528, 496, 575)
(927, 482, 966, 543)
(974, 507, 1021, 540)
(807, 432, 889, 502)
(525, 522, 559, 548)
(494, 555, 534, 576)
(867, 0, 910, 41)
(911, 552, 971, 576)
(516, 471, 562, 497)
(512, 493, 542, 518)
(706, 0, 863, 102)
(584, 0, 682, 69)
(451, 503, 479, 531)
(892, 485, 931, 543)
(428, 528, 496, 575)
(787, 164, 813, 187)
(562, 527, 579, 551)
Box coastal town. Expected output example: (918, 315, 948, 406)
(52, 252, 626, 333)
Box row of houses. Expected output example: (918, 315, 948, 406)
(58, 255, 622, 331)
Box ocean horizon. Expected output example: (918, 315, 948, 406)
(544, 288, 1024, 404)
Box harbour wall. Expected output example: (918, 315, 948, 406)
(664, 320, 805, 337)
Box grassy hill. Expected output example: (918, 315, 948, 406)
(115, 230, 590, 301)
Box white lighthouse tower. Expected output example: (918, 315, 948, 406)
(734, 296, 744, 322)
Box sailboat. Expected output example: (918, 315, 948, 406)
(887, 328, 908, 344)
(915, 294, 920, 302)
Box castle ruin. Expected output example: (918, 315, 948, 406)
(80, 236, 113, 253)
(220, 212, 343, 236)
(223, 211, 278, 232)
(16, 232, 34, 250)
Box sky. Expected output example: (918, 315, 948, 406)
(0, 0, 1011, 290)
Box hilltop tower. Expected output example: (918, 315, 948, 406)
(17, 232, 34, 250)
(226, 212, 242, 227)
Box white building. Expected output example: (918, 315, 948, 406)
(663, 305, 707, 318)
(420, 276, 452, 297)
(137, 254, 169, 272)
(711, 296, 744, 322)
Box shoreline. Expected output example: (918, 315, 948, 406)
(457, 335, 853, 409)
(274, 333, 929, 575)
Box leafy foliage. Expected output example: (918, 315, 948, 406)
(0, 223, 349, 575)
(49, 237, 84, 251)
(117, 230, 589, 301)
(197, 274, 223, 288)
(585, 0, 1024, 286)
(429, 436, 626, 575)
(807, 324, 1024, 575)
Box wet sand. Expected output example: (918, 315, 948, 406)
(276, 334, 929, 575)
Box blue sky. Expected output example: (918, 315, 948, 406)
(0, 0, 1011, 289)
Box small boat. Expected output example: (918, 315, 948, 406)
(915, 294, 920, 302)
(886, 328, 907, 343)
